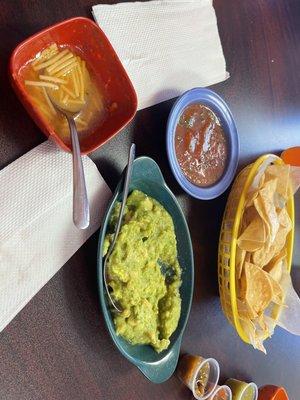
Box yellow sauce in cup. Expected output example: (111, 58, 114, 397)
(226, 379, 257, 400)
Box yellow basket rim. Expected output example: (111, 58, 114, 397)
(229, 154, 295, 343)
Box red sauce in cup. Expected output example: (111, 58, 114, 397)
(175, 103, 227, 187)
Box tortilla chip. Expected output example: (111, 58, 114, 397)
(237, 253, 252, 283)
(242, 262, 273, 314)
(237, 217, 266, 252)
(264, 248, 286, 282)
(243, 206, 259, 226)
(265, 164, 290, 200)
(245, 190, 259, 208)
(245, 252, 252, 263)
(259, 173, 265, 189)
(254, 328, 268, 353)
(253, 196, 271, 240)
(252, 207, 291, 267)
(267, 274, 284, 305)
(257, 179, 280, 242)
(278, 206, 292, 229)
(236, 247, 246, 279)
(238, 270, 247, 299)
(261, 314, 276, 336)
(269, 261, 284, 282)
(260, 177, 278, 199)
(255, 313, 268, 332)
(252, 244, 268, 267)
(253, 237, 281, 268)
(237, 298, 258, 320)
(239, 317, 256, 333)
(240, 319, 266, 353)
(254, 314, 276, 340)
(271, 208, 292, 254)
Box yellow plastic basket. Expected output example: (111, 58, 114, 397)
(218, 154, 295, 343)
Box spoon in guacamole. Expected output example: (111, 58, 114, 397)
(103, 143, 136, 313)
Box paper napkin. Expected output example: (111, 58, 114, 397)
(0, 140, 111, 332)
(92, 0, 229, 110)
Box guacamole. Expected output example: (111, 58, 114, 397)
(103, 190, 182, 353)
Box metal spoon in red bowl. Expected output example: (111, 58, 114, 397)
(47, 92, 90, 230)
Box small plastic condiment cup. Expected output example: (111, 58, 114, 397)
(258, 385, 288, 400)
(208, 385, 232, 400)
(225, 379, 258, 400)
(177, 354, 220, 400)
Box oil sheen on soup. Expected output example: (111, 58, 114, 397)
(175, 103, 227, 187)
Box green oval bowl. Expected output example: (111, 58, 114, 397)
(97, 156, 194, 383)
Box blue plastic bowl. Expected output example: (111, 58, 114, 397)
(166, 88, 239, 200)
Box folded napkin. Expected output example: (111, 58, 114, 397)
(0, 140, 111, 332)
(92, 0, 229, 110)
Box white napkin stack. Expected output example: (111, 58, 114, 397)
(0, 140, 111, 332)
(92, 0, 229, 110)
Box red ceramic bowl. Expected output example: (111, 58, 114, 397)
(10, 17, 137, 154)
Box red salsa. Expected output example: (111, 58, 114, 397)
(175, 103, 227, 187)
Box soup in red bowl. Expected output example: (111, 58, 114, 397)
(10, 17, 137, 155)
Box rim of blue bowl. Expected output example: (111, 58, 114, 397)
(166, 87, 240, 200)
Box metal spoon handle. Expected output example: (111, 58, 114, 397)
(110, 143, 136, 248)
(103, 143, 136, 313)
(67, 115, 90, 229)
